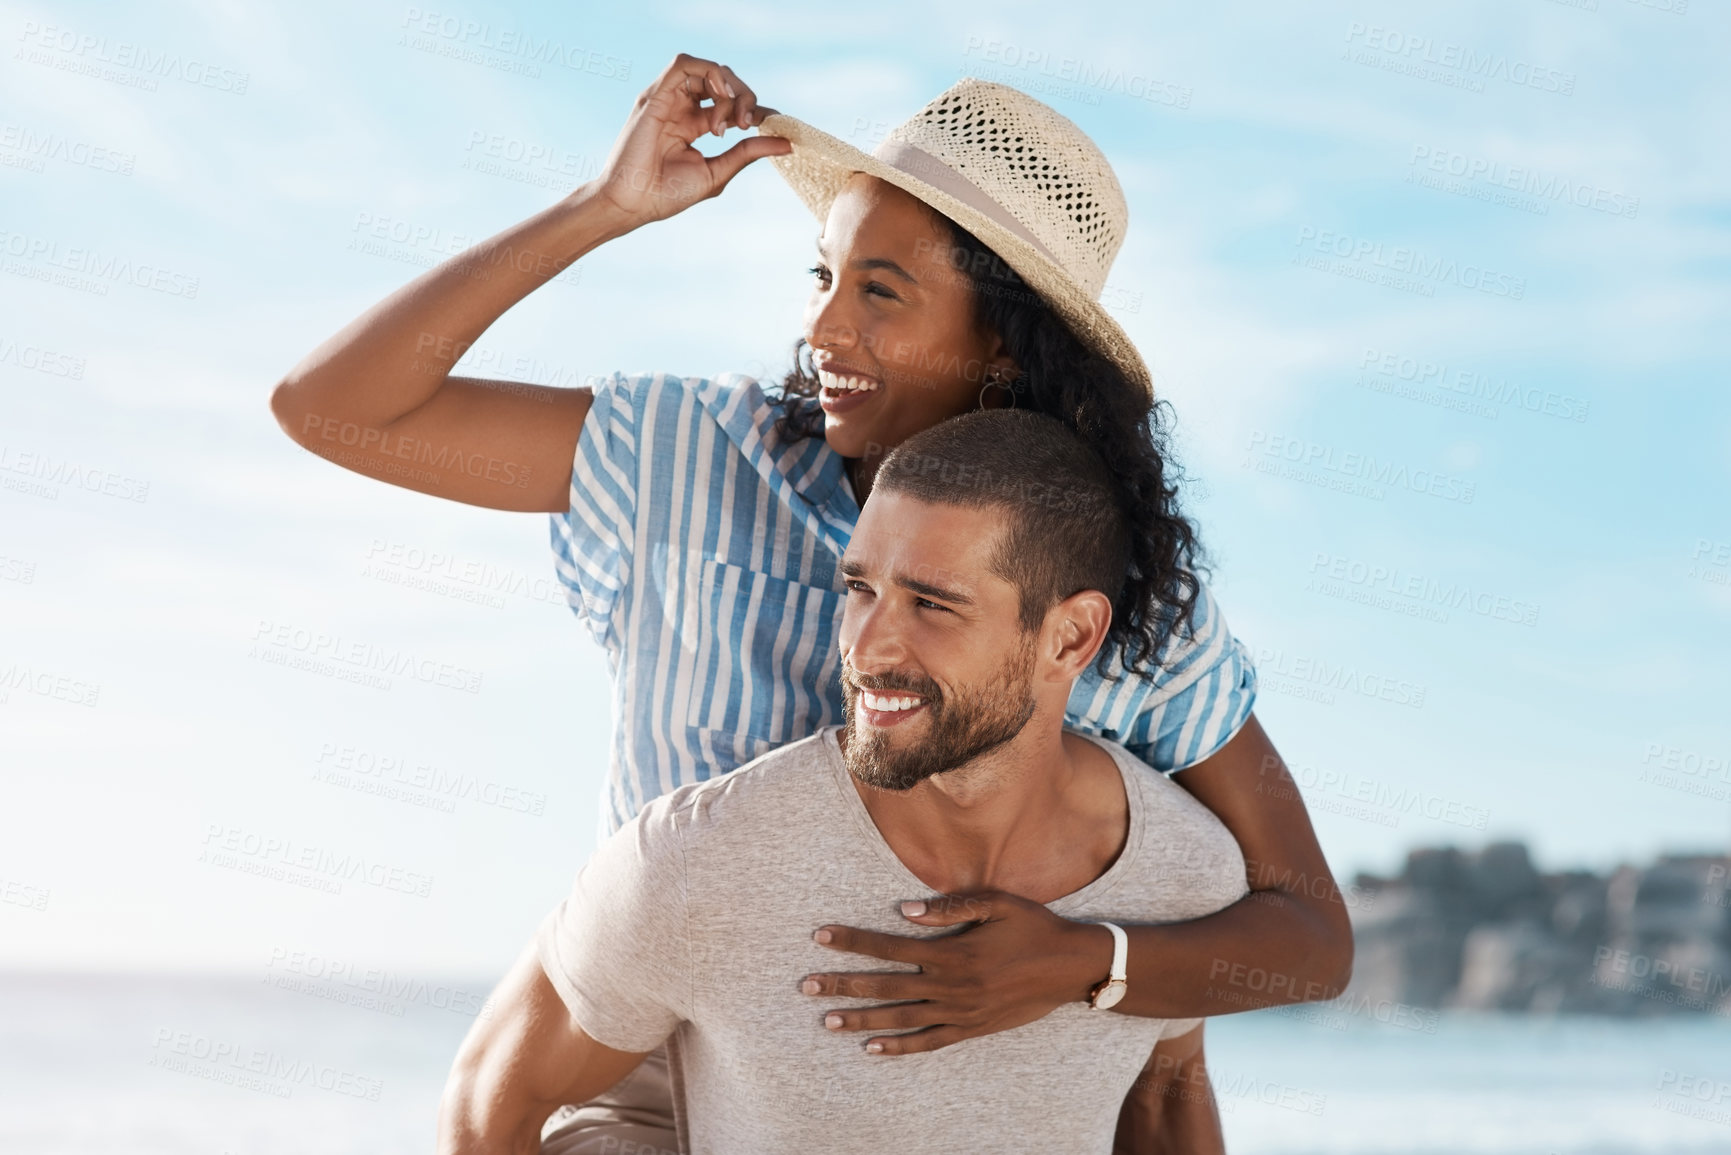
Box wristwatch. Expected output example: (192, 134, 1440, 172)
(1087, 922, 1128, 1010)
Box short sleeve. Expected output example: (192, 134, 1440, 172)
(1159, 1017, 1203, 1040)
(535, 793, 692, 1054)
(1119, 582, 1258, 773)
(548, 371, 644, 646)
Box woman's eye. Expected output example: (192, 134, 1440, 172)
(807, 264, 831, 283)
(865, 282, 896, 299)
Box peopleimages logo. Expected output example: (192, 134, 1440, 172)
(1359, 348, 1589, 423)
(1279, 758, 1493, 830)
(1408, 146, 1640, 219)
(1308, 552, 1540, 627)
(149, 1028, 383, 1100)
(1343, 23, 1576, 96)
(0, 228, 200, 299)
(1253, 646, 1428, 709)
(1294, 227, 1525, 300)
(200, 824, 435, 898)
(1245, 429, 1476, 505)
(263, 947, 490, 1017)
(959, 37, 1192, 108)
(398, 8, 631, 80)
(249, 619, 485, 694)
(0, 334, 86, 379)
(0, 445, 149, 502)
(15, 21, 251, 94)
(0, 123, 136, 175)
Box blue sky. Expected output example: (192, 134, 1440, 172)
(1, 0, 1727, 974)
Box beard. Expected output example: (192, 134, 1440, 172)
(841, 638, 1038, 792)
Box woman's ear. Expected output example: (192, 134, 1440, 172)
(980, 330, 1019, 381)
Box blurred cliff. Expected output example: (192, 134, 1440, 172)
(1344, 843, 1731, 1015)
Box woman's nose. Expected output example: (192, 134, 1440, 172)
(806, 294, 861, 352)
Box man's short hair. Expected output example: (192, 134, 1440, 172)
(875, 410, 1131, 633)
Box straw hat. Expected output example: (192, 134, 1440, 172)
(756, 77, 1151, 399)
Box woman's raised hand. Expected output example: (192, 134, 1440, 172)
(270, 55, 792, 514)
(592, 54, 790, 226)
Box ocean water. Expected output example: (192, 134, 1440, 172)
(1204, 1008, 1731, 1154)
(3, 973, 1729, 1153)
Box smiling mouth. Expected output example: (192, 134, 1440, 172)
(816, 368, 882, 396)
(860, 689, 924, 712)
(852, 687, 930, 727)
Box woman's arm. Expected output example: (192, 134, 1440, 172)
(1120, 714, 1356, 1015)
(801, 714, 1355, 1051)
(267, 53, 789, 512)
(1075, 713, 1355, 1018)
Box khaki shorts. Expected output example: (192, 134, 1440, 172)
(540, 1044, 679, 1155)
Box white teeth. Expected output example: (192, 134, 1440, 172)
(861, 690, 923, 712)
(818, 369, 881, 393)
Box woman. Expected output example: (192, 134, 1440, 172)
(273, 55, 1351, 1150)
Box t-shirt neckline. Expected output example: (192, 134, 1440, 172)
(816, 726, 1144, 916)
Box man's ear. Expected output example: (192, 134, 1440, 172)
(1041, 589, 1113, 681)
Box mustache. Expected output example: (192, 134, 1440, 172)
(841, 668, 942, 701)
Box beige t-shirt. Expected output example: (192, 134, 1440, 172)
(537, 727, 1247, 1155)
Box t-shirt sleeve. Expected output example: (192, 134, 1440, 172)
(1158, 1016, 1204, 1040)
(548, 370, 645, 646)
(1119, 581, 1258, 773)
(535, 794, 692, 1054)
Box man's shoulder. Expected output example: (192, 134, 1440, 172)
(1077, 732, 1249, 904)
(639, 730, 839, 843)
(1074, 732, 1186, 798)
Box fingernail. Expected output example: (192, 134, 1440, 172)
(865, 1041, 884, 1054)
(801, 979, 820, 995)
(825, 1013, 843, 1029)
(724, 81, 737, 98)
(901, 900, 927, 917)
(814, 929, 832, 944)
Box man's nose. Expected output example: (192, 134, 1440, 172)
(841, 600, 908, 675)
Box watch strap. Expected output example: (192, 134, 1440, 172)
(1100, 921, 1128, 982)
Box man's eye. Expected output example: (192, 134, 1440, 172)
(844, 579, 872, 594)
(915, 597, 946, 611)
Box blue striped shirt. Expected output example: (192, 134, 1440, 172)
(552, 371, 1258, 834)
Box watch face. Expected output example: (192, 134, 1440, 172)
(1093, 979, 1126, 1010)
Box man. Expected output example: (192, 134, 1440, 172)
(438, 410, 1246, 1154)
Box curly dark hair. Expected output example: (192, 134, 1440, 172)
(769, 210, 1208, 678)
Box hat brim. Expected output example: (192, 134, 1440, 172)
(755, 113, 1153, 400)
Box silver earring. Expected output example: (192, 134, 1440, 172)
(978, 367, 1018, 410)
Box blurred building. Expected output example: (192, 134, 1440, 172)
(1345, 842, 1731, 1015)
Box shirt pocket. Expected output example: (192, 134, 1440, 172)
(679, 555, 845, 744)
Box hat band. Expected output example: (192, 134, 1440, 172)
(871, 139, 1062, 268)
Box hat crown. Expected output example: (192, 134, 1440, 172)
(879, 78, 1128, 298)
